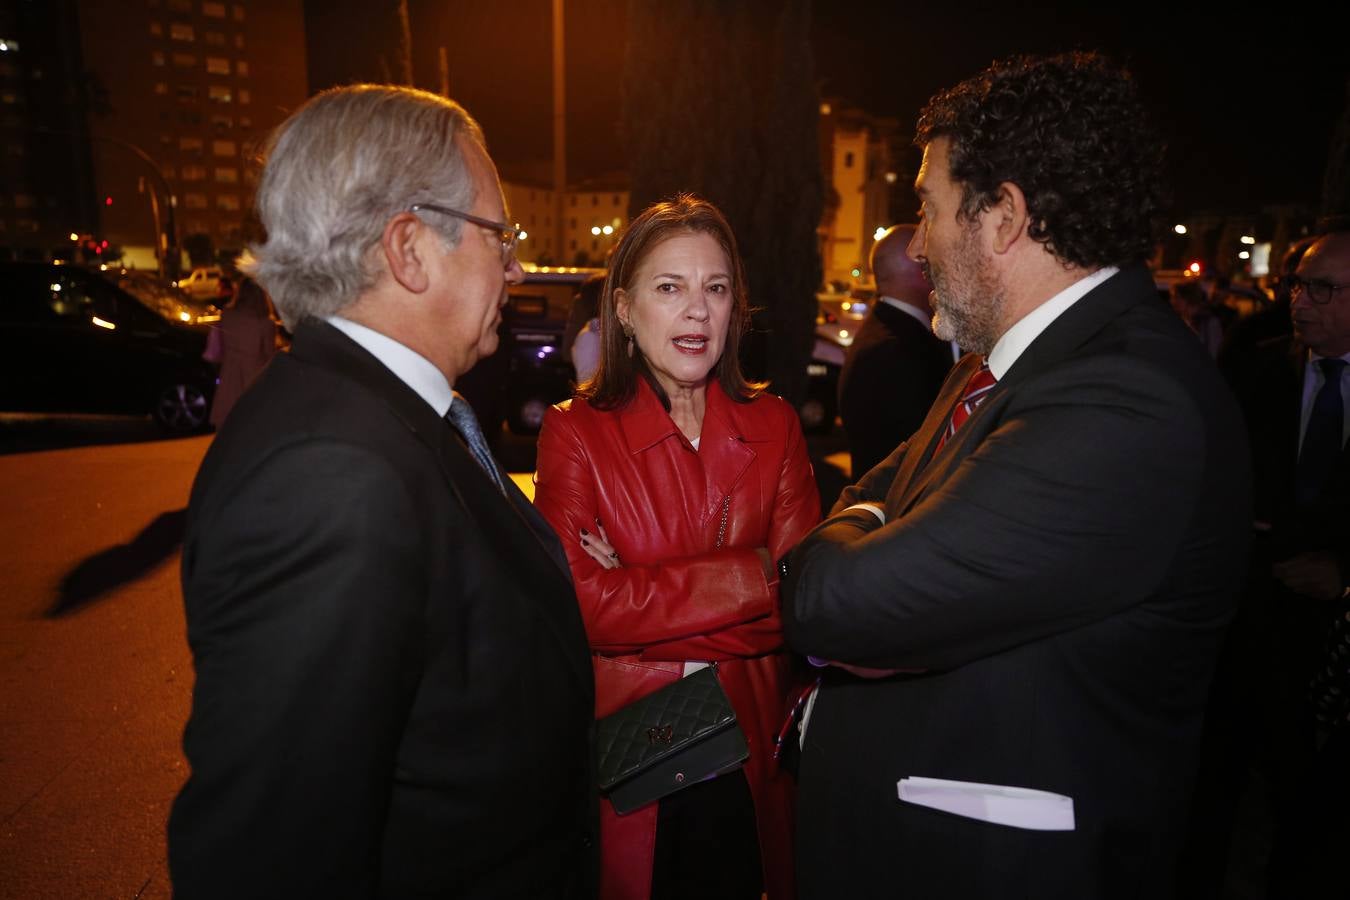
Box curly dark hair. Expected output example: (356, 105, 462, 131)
(915, 51, 1164, 269)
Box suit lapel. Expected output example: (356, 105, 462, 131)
(891, 353, 983, 515)
(290, 320, 591, 690)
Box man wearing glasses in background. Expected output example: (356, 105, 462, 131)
(169, 85, 598, 899)
(1215, 220, 1350, 896)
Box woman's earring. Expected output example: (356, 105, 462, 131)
(622, 323, 634, 358)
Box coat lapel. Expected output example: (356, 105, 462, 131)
(698, 383, 757, 525)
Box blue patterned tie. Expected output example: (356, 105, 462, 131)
(446, 392, 507, 495)
(1296, 358, 1347, 509)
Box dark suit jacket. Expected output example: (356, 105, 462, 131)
(837, 299, 955, 479)
(782, 265, 1251, 900)
(1220, 337, 1350, 732)
(169, 320, 598, 899)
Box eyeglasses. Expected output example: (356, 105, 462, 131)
(410, 203, 523, 265)
(1288, 275, 1349, 306)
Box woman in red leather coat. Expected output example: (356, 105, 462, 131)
(534, 194, 820, 900)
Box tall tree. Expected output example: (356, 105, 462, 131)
(622, 0, 823, 403)
(1322, 74, 1350, 218)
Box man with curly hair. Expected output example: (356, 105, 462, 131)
(781, 52, 1251, 898)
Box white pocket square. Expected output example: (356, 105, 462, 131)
(897, 775, 1075, 831)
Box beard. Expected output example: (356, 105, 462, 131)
(927, 227, 1006, 356)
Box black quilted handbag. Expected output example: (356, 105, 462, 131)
(595, 665, 749, 815)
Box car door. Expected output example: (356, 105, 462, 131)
(62, 270, 178, 414)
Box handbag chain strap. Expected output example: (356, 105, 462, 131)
(714, 495, 730, 549)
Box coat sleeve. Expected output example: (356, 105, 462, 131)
(782, 355, 1211, 672)
(644, 401, 823, 660)
(170, 440, 428, 894)
(534, 404, 814, 657)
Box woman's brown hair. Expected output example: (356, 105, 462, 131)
(578, 193, 764, 410)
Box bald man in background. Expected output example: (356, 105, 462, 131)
(837, 224, 959, 478)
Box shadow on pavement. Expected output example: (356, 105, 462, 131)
(49, 509, 187, 617)
(0, 413, 207, 456)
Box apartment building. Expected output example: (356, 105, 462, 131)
(75, 0, 306, 269)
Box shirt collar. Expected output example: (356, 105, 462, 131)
(325, 315, 455, 417)
(987, 266, 1119, 380)
(878, 295, 932, 330)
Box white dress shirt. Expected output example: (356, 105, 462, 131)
(325, 315, 455, 418)
(1298, 350, 1350, 453)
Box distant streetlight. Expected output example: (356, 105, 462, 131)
(519, 230, 528, 240)
(590, 225, 601, 236)
(601, 225, 614, 235)
(1238, 250, 1251, 260)
(873, 226, 887, 240)
(1240, 235, 1256, 245)
(1174, 224, 1188, 235)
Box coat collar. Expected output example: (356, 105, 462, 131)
(614, 376, 759, 521)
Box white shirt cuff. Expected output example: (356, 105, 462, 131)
(845, 503, 886, 525)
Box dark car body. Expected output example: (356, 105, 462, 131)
(0, 262, 216, 432)
(459, 267, 601, 438)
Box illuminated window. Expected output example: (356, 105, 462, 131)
(205, 31, 225, 46)
(238, 115, 250, 127)
(150, 22, 163, 36)
(237, 89, 249, 105)
(216, 194, 240, 211)
(206, 57, 230, 75)
(202, 1, 226, 17)
(212, 140, 235, 156)
(208, 84, 232, 103)
(179, 136, 203, 153)
(214, 167, 238, 183)
(236, 60, 248, 77)
(184, 193, 208, 209)
(169, 23, 194, 41)
(154, 82, 168, 95)
(181, 165, 206, 181)
(171, 52, 195, 67)
(152, 51, 165, 66)
(234, 33, 245, 49)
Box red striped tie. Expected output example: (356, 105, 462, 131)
(937, 360, 997, 450)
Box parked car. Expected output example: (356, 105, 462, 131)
(0, 262, 216, 432)
(797, 288, 873, 433)
(458, 266, 603, 437)
(107, 268, 221, 327)
(177, 265, 226, 301)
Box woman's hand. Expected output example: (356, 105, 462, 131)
(580, 519, 622, 570)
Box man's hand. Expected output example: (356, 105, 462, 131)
(1273, 552, 1344, 601)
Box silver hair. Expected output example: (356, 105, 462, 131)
(240, 84, 486, 329)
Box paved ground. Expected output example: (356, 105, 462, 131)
(0, 414, 849, 898)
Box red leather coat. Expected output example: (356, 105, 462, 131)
(534, 378, 821, 900)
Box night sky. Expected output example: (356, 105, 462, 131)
(404, 1, 1348, 217)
